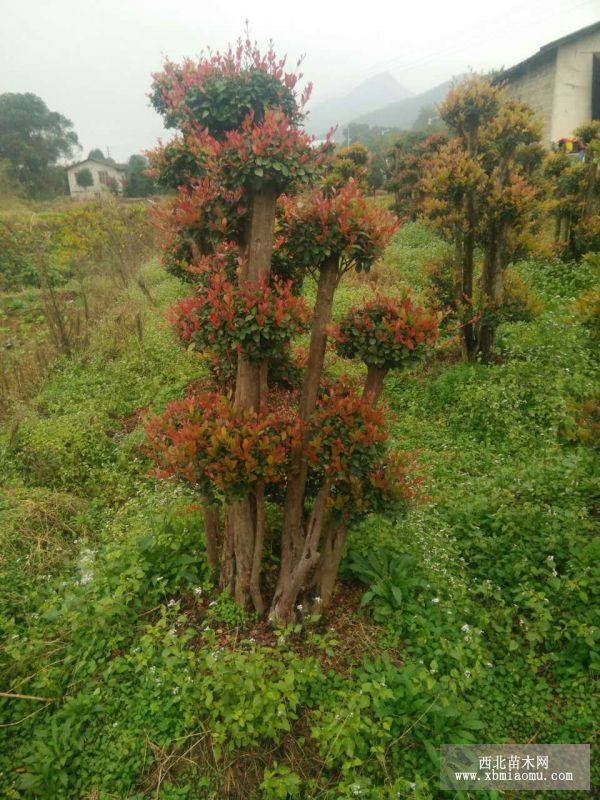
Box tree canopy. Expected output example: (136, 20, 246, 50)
(0, 92, 79, 197)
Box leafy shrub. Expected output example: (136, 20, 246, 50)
(500, 266, 544, 322)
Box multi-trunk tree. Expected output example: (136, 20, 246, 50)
(145, 40, 439, 623)
(420, 76, 543, 361)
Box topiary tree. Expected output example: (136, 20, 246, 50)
(421, 75, 543, 361)
(145, 37, 435, 623)
(75, 168, 93, 188)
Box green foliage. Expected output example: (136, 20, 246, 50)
(74, 167, 93, 187)
(349, 550, 426, 622)
(150, 42, 305, 137)
(1, 220, 598, 798)
(124, 153, 158, 197)
(0, 199, 154, 291)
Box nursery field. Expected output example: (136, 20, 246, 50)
(0, 220, 597, 799)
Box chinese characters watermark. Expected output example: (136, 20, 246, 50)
(440, 744, 590, 790)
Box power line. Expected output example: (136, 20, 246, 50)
(339, 0, 598, 88)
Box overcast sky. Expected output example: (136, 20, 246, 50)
(1, 0, 598, 161)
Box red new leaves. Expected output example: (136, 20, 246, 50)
(146, 393, 297, 499)
(218, 109, 328, 192)
(306, 383, 387, 480)
(151, 37, 310, 136)
(168, 274, 309, 362)
(275, 181, 398, 275)
(152, 181, 247, 281)
(305, 383, 419, 521)
(332, 296, 440, 369)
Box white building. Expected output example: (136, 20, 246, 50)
(67, 157, 126, 197)
(497, 21, 600, 145)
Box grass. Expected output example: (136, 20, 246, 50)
(0, 223, 597, 799)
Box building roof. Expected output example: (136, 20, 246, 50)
(497, 20, 600, 82)
(67, 157, 126, 172)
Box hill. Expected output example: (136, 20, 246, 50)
(351, 78, 453, 129)
(305, 72, 412, 137)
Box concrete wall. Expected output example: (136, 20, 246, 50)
(67, 160, 124, 197)
(551, 27, 600, 141)
(504, 52, 557, 144)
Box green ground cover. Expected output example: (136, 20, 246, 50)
(0, 224, 597, 799)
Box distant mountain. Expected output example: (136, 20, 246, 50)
(350, 79, 454, 130)
(305, 72, 412, 137)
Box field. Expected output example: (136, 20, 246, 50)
(0, 206, 598, 799)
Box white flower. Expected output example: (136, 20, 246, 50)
(314, 596, 322, 604)
(431, 597, 440, 604)
(461, 624, 471, 633)
(194, 587, 203, 595)
(296, 604, 303, 611)
(464, 669, 471, 678)
(167, 599, 176, 607)
(546, 554, 554, 562)
(209, 600, 217, 607)
(168, 627, 177, 636)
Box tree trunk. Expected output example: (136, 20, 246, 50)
(219, 509, 235, 593)
(270, 481, 331, 625)
(461, 196, 477, 362)
(230, 184, 278, 611)
(362, 365, 388, 404)
(249, 483, 266, 615)
(230, 498, 255, 608)
(478, 223, 504, 362)
(314, 521, 347, 611)
(278, 256, 339, 591)
(298, 256, 340, 421)
(201, 501, 221, 571)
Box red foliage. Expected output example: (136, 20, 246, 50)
(145, 393, 300, 498)
(306, 382, 388, 480)
(151, 38, 312, 124)
(275, 181, 398, 274)
(168, 273, 310, 362)
(332, 295, 441, 368)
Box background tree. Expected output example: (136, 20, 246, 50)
(544, 121, 600, 260)
(124, 154, 157, 197)
(0, 93, 79, 197)
(421, 76, 542, 361)
(88, 148, 106, 160)
(387, 132, 448, 217)
(322, 142, 369, 191)
(412, 104, 447, 134)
